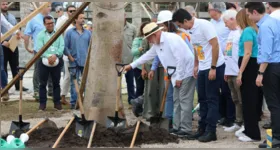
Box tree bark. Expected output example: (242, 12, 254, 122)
(83, 2, 125, 126)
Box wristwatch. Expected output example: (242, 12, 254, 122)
(211, 66, 216, 70)
(258, 71, 264, 75)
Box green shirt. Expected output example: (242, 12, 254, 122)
(131, 37, 149, 69)
(37, 29, 64, 58)
(239, 27, 258, 58)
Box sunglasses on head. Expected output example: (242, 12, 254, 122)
(68, 10, 76, 13)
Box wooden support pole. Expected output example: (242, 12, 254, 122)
(7, 2, 14, 8)
(32, 2, 38, 9)
(140, 2, 151, 19)
(0, 2, 91, 95)
(1, 2, 50, 42)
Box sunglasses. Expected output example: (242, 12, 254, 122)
(68, 10, 76, 13)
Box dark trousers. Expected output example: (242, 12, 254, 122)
(133, 68, 144, 98)
(0, 45, 8, 88)
(125, 69, 135, 104)
(238, 57, 262, 140)
(219, 80, 236, 122)
(39, 58, 62, 105)
(263, 63, 280, 143)
(197, 63, 225, 132)
(3, 46, 19, 89)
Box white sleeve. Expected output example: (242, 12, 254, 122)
(130, 46, 157, 69)
(1, 13, 19, 35)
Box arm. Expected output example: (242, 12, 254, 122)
(23, 22, 33, 53)
(209, 37, 219, 67)
(239, 42, 252, 74)
(1, 13, 19, 34)
(64, 31, 71, 57)
(130, 46, 157, 69)
(151, 56, 160, 71)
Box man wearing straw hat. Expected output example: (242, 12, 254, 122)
(123, 22, 196, 136)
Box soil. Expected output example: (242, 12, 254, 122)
(3, 123, 179, 148)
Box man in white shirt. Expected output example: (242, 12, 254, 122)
(123, 22, 196, 137)
(55, 6, 68, 31)
(173, 8, 225, 142)
(268, 2, 280, 20)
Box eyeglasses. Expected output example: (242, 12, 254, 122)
(68, 10, 76, 13)
(45, 22, 54, 25)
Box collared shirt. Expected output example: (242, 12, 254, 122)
(257, 14, 280, 64)
(270, 9, 280, 20)
(190, 18, 225, 71)
(0, 13, 18, 36)
(131, 32, 194, 87)
(24, 13, 54, 52)
(64, 27, 91, 67)
(37, 29, 64, 58)
(122, 22, 137, 64)
(55, 14, 68, 31)
(1, 12, 17, 41)
(210, 17, 231, 52)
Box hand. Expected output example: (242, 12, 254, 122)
(193, 66, 198, 79)
(141, 69, 147, 79)
(208, 69, 216, 80)
(123, 65, 132, 72)
(236, 72, 242, 86)
(176, 80, 183, 88)
(224, 75, 228, 82)
(48, 56, 54, 65)
(2, 41, 10, 47)
(148, 70, 154, 80)
(16, 31, 22, 40)
(138, 47, 143, 52)
(256, 75, 263, 87)
(50, 54, 57, 63)
(68, 55, 75, 62)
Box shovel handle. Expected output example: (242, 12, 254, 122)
(73, 78, 85, 115)
(52, 117, 75, 148)
(19, 79, 23, 116)
(166, 66, 176, 79)
(17, 67, 26, 80)
(159, 80, 170, 113)
(130, 120, 141, 148)
(87, 121, 97, 148)
(115, 76, 121, 111)
(115, 63, 127, 76)
(26, 119, 48, 135)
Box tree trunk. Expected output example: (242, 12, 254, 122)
(83, 2, 125, 126)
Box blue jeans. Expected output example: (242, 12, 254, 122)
(165, 81, 174, 120)
(0, 45, 8, 88)
(70, 67, 84, 105)
(125, 69, 135, 104)
(197, 63, 225, 133)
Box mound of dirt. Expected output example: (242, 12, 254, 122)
(3, 123, 179, 148)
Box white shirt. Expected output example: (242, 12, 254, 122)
(131, 32, 194, 87)
(224, 29, 241, 76)
(55, 14, 68, 31)
(211, 17, 230, 52)
(190, 18, 225, 71)
(270, 9, 280, 20)
(1, 13, 18, 36)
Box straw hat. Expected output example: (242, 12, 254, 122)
(143, 22, 164, 39)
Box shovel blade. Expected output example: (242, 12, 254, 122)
(9, 121, 30, 135)
(150, 117, 170, 131)
(106, 116, 126, 129)
(75, 119, 94, 139)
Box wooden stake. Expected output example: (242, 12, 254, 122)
(87, 121, 97, 148)
(26, 119, 48, 135)
(52, 117, 75, 148)
(1, 2, 50, 42)
(0, 2, 91, 95)
(129, 120, 141, 148)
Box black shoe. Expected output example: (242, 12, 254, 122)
(16, 86, 29, 91)
(39, 104, 46, 111)
(218, 118, 227, 126)
(223, 121, 234, 128)
(263, 122, 272, 129)
(169, 119, 173, 129)
(259, 140, 267, 148)
(186, 128, 205, 140)
(198, 132, 217, 142)
(54, 104, 62, 111)
(176, 130, 191, 138)
(169, 128, 179, 135)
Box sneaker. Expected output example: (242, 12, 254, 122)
(224, 124, 241, 132)
(186, 128, 205, 140)
(16, 87, 29, 92)
(238, 134, 257, 142)
(259, 140, 267, 148)
(176, 130, 191, 138)
(218, 118, 227, 126)
(235, 125, 245, 137)
(223, 121, 234, 128)
(198, 132, 217, 142)
(262, 122, 271, 129)
(169, 128, 179, 135)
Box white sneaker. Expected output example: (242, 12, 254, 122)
(238, 134, 256, 142)
(235, 125, 245, 137)
(224, 124, 241, 132)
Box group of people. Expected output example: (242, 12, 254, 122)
(122, 2, 280, 147)
(1, 2, 92, 110)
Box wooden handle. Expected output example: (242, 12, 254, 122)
(159, 80, 170, 112)
(73, 79, 85, 115)
(87, 121, 97, 148)
(1, 2, 50, 42)
(52, 117, 75, 148)
(19, 80, 23, 115)
(115, 76, 121, 111)
(26, 119, 48, 135)
(130, 121, 141, 148)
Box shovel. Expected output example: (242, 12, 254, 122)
(69, 66, 94, 139)
(106, 63, 127, 129)
(9, 67, 30, 135)
(150, 66, 176, 130)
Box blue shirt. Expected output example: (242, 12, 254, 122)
(238, 27, 258, 58)
(24, 13, 54, 52)
(64, 27, 91, 67)
(257, 14, 280, 64)
(1, 12, 17, 41)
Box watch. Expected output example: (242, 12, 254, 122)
(211, 66, 216, 69)
(258, 71, 264, 75)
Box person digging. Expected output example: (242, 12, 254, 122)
(123, 22, 196, 137)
